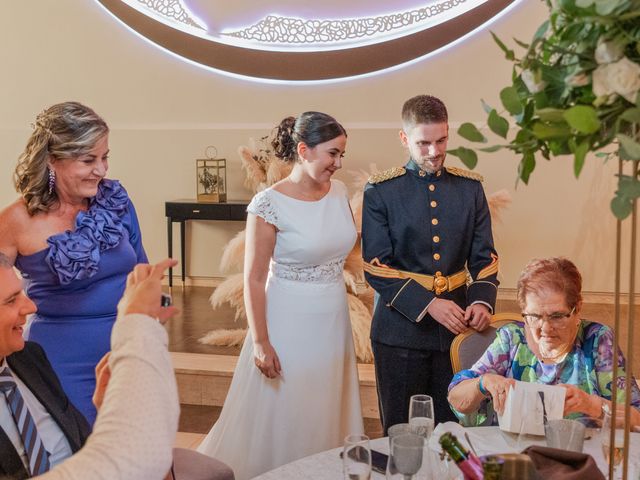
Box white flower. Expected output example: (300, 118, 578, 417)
(593, 57, 640, 103)
(595, 37, 624, 64)
(566, 72, 590, 87)
(521, 69, 546, 94)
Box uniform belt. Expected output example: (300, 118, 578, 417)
(363, 259, 467, 295)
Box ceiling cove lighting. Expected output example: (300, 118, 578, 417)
(96, 0, 523, 82)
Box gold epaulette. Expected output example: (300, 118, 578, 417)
(446, 166, 483, 182)
(368, 167, 406, 184)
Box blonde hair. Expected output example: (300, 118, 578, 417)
(14, 102, 109, 215)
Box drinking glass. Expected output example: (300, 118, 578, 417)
(545, 419, 585, 452)
(388, 423, 411, 450)
(386, 433, 424, 479)
(601, 409, 626, 479)
(343, 434, 372, 480)
(408, 394, 435, 440)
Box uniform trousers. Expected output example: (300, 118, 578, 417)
(372, 341, 457, 435)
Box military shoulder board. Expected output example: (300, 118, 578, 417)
(446, 166, 484, 182)
(368, 167, 406, 184)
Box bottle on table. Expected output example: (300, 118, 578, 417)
(438, 432, 484, 480)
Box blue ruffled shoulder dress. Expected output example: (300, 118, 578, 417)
(15, 179, 147, 425)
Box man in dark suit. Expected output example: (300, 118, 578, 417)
(0, 252, 90, 478)
(362, 95, 499, 432)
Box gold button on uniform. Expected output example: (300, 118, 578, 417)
(433, 253, 441, 260)
(433, 236, 440, 243)
(432, 218, 439, 225)
(419, 170, 426, 177)
(430, 201, 437, 208)
(428, 185, 435, 192)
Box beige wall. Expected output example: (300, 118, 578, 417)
(0, 1, 636, 295)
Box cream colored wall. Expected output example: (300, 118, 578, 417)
(0, 1, 636, 295)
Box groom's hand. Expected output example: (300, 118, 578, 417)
(427, 298, 467, 334)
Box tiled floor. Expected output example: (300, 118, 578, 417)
(170, 286, 636, 445)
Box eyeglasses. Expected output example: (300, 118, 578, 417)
(521, 307, 576, 329)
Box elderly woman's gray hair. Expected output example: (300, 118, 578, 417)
(14, 102, 109, 215)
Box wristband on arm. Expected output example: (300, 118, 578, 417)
(478, 375, 489, 396)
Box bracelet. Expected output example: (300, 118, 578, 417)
(478, 376, 489, 396)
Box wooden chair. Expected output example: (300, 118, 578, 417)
(449, 312, 521, 374)
(449, 313, 520, 426)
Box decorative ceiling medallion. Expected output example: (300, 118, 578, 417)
(96, 0, 520, 81)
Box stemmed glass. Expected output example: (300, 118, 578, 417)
(343, 434, 372, 480)
(386, 433, 424, 479)
(600, 408, 626, 480)
(408, 395, 435, 440)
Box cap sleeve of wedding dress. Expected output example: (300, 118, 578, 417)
(247, 189, 280, 229)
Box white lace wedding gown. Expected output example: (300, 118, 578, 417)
(197, 179, 364, 479)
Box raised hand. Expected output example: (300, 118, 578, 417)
(117, 258, 179, 324)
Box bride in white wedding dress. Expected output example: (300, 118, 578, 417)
(197, 112, 364, 479)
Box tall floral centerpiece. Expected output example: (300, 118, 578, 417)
(450, 0, 639, 218)
(448, 1, 639, 478)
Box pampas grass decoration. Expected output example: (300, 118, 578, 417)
(348, 295, 374, 363)
(209, 274, 246, 321)
(486, 189, 511, 224)
(199, 328, 247, 347)
(219, 231, 246, 274)
(238, 145, 267, 192)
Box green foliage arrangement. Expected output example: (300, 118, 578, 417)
(448, 0, 640, 219)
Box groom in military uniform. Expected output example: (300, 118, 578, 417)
(362, 95, 499, 431)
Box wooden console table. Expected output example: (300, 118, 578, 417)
(165, 200, 249, 287)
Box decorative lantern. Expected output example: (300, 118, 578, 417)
(196, 146, 226, 203)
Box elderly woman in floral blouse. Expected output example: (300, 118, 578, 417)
(448, 257, 640, 427)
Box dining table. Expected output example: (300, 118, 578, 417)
(252, 423, 640, 479)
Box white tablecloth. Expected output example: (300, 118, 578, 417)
(252, 424, 640, 479)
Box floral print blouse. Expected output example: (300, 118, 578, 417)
(448, 320, 640, 426)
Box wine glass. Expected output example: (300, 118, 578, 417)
(408, 394, 435, 440)
(343, 434, 372, 480)
(601, 409, 626, 479)
(386, 433, 424, 479)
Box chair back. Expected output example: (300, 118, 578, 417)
(167, 448, 235, 480)
(450, 313, 520, 374)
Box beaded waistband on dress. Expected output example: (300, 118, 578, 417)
(271, 258, 345, 283)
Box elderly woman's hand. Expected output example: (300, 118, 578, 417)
(482, 373, 516, 415)
(560, 384, 602, 418)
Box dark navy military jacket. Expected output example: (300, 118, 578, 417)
(362, 159, 499, 352)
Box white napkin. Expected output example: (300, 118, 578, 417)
(497, 381, 565, 435)
(430, 422, 520, 456)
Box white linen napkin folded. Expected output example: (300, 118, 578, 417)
(498, 381, 566, 435)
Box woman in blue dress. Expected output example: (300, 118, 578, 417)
(0, 102, 147, 424)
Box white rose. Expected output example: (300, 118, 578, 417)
(521, 69, 546, 94)
(594, 38, 624, 64)
(594, 57, 640, 103)
(566, 72, 590, 87)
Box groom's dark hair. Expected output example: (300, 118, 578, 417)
(402, 95, 448, 131)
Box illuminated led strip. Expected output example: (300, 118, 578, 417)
(96, 0, 523, 82)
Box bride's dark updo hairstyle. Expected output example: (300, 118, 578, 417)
(271, 111, 346, 163)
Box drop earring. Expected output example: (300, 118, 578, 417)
(48, 168, 56, 194)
